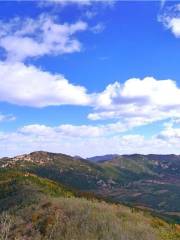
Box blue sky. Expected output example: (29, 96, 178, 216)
(1, 0, 180, 157)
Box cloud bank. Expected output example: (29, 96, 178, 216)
(1, 122, 180, 157)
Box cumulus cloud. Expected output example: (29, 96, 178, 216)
(1, 66, 180, 128)
(88, 77, 180, 130)
(0, 14, 107, 108)
(159, 4, 180, 37)
(0, 14, 88, 61)
(168, 18, 180, 37)
(0, 61, 91, 107)
(95, 77, 180, 108)
(1, 61, 180, 131)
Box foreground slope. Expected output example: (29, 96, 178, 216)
(0, 169, 73, 211)
(0, 170, 179, 240)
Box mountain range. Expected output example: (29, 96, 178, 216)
(1, 151, 180, 225)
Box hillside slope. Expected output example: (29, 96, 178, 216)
(1, 151, 180, 223)
(96, 154, 180, 223)
(0, 151, 110, 190)
(0, 170, 179, 240)
(0, 169, 74, 212)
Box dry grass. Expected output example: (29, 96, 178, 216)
(51, 197, 157, 240)
(0, 197, 179, 240)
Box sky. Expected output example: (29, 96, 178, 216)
(1, 0, 180, 157)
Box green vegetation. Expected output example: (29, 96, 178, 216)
(0, 171, 179, 240)
(0, 170, 74, 212)
(6, 152, 108, 190)
(98, 155, 180, 223)
(1, 151, 180, 228)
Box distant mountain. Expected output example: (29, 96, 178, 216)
(122, 153, 180, 164)
(99, 153, 180, 174)
(96, 154, 180, 223)
(87, 154, 120, 162)
(0, 151, 112, 190)
(88, 153, 180, 165)
(1, 151, 180, 223)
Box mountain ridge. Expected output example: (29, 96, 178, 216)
(1, 150, 180, 223)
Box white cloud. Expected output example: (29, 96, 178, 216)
(95, 77, 180, 108)
(159, 4, 180, 37)
(0, 61, 91, 107)
(2, 67, 180, 129)
(88, 77, 180, 129)
(0, 14, 88, 61)
(168, 18, 180, 37)
(157, 122, 180, 141)
(1, 122, 180, 157)
(160, 16, 180, 37)
(17, 122, 180, 157)
(0, 13, 106, 109)
(20, 124, 104, 138)
(19, 121, 137, 138)
(1, 10, 180, 138)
